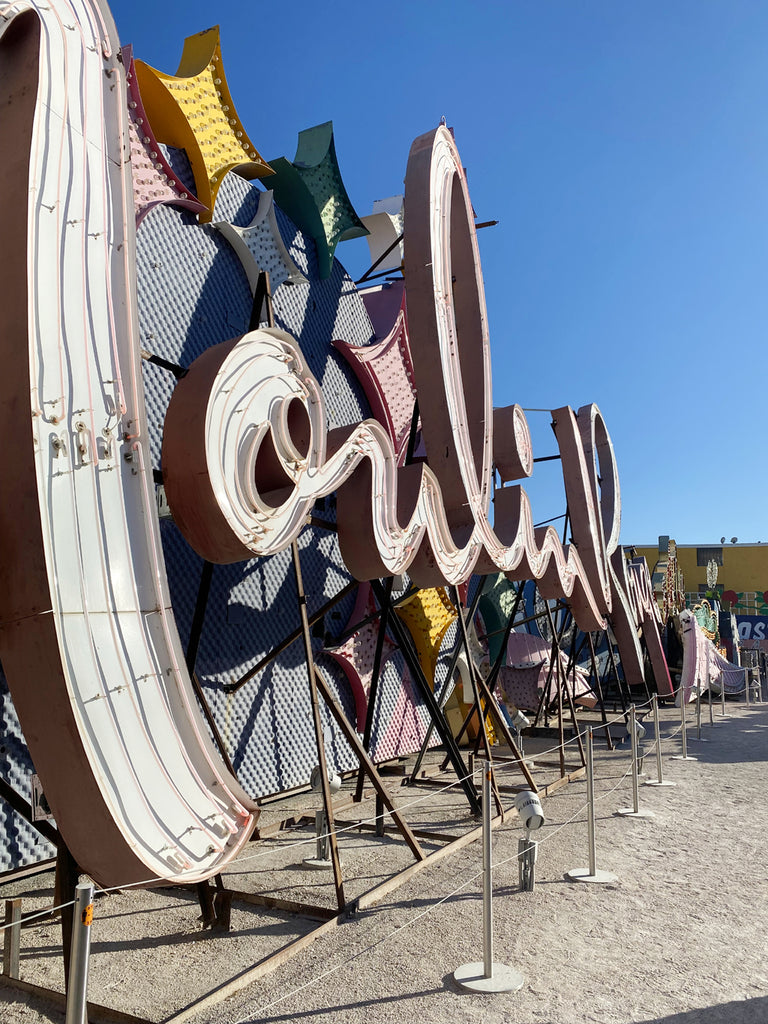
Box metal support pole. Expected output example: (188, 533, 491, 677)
(587, 730, 597, 876)
(721, 679, 727, 717)
(605, 631, 629, 713)
(317, 810, 328, 861)
(312, 668, 425, 862)
(372, 580, 480, 815)
(453, 762, 523, 993)
(431, 581, 490, 770)
(316, 810, 329, 861)
(644, 694, 675, 788)
(696, 689, 702, 739)
(746, 670, 751, 707)
(518, 835, 537, 891)
(375, 793, 385, 837)
(451, 587, 496, 779)
(653, 695, 663, 783)
(672, 691, 697, 762)
(616, 706, 654, 818)
(64, 881, 94, 1024)
(630, 706, 639, 812)
(440, 586, 535, 791)
(481, 764, 493, 978)
(2, 899, 21, 978)
(586, 632, 614, 749)
(55, 845, 79, 993)
(355, 576, 394, 803)
(567, 727, 617, 883)
(708, 683, 714, 726)
(291, 541, 345, 909)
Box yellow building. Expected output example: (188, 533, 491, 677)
(632, 537, 768, 616)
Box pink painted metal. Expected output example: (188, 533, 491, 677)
(123, 45, 207, 226)
(325, 583, 397, 729)
(498, 634, 595, 712)
(372, 671, 431, 762)
(626, 557, 674, 697)
(323, 582, 429, 759)
(334, 281, 417, 465)
(554, 404, 673, 697)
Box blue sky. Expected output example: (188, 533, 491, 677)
(110, 0, 768, 547)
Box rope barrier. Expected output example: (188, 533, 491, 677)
(0, 692, 753, 936)
(227, 741, 639, 1022)
(229, 865, 488, 1024)
(2, 684, 682, 927)
(226, 693, 763, 1020)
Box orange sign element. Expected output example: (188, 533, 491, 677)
(134, 27, 273, 220)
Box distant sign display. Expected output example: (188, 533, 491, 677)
(736, 616, 768, 641)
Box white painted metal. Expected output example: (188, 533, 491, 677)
(0, 0, 256, 883)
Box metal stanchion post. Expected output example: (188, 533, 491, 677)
(303, 809, 334, 870)
(721, 680, 727, 717)
(672, 691, 697, 762)
(616, 706, 654, 818)
(708, 684, 714, 726)
(482, 764, 492, 980)
(65, 880, 94, 1024)
(693, 687, 707, 741)
(567, 727, 617, 883)
(454, 762, 524, 994)
(645, 695, 675, 789)
(682, 696, 688, 756)
(696, 688, 701, 739)
(746, 671, 751, 708)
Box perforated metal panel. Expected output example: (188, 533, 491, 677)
(0, 673, 57, 872)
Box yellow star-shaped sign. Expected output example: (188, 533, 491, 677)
(396, 588, 457, 686)
(134, 27, 273, 221)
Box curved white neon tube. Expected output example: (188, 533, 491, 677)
(0, 0, 256, 885)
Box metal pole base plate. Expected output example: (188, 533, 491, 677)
(453, 961, 524, 993)
(643, 779, 676, 787)
(566, 867, 618, 884)
(670, 755, 698, 761)
(614, 807, 655, 818)
(302, 857, 336, 870)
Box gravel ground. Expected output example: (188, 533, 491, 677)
(0, 700, 766, 1024)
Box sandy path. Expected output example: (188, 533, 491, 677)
(1, 701, 766, 1024)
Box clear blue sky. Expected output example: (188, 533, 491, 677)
(110, 0, 768, 548)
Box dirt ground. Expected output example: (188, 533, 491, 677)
(0, 698, 766, 1024)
